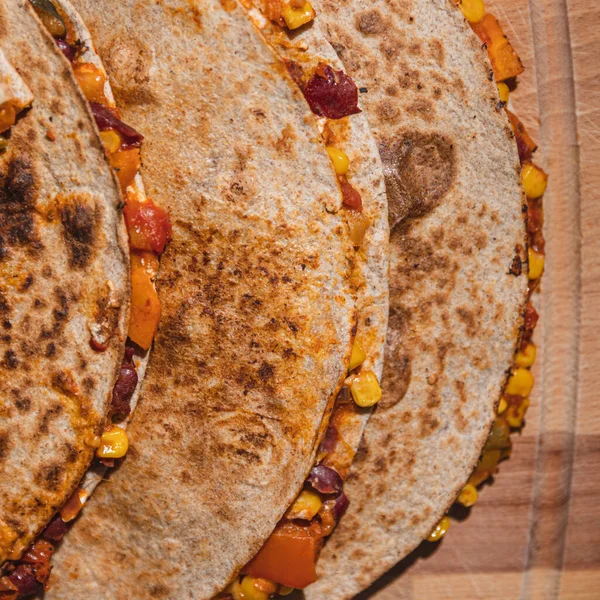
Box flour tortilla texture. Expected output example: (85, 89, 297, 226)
(302, 1, 528, 597)
(45, 0, 385, 598)
(0, 0, 129, 566)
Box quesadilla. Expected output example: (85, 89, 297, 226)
(0, 0, 170, 597)
(296, 1, 545, 597)
(37, 0, 389, 598)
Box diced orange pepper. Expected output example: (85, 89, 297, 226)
(124, 197, 172, 254)
(73, 62, 108, 105)
(471, 14, 524, 82)
(507, 110, 537, 163)
(129, 267, 161, 350)
(0, 104, 16, 134)
(130, 251, 160, 280)
(243, 523, 319, 589)
(109, 148, 141, 193)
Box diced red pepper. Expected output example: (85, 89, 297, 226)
(340, 177, 363, 211)
(124, 198, 172, 254)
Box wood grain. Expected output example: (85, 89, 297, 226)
(354, 0, 600, 598)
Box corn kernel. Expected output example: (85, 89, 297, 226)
(240, 576, 269, 600)
(515, 342, 536, 368)
(457, 0, 485, 23)
(522, 163, 548, 199)
(349, 371, 382, 407)
(505, 367, 534, 397)
(326, 146, 350, 175)
(73, 62, 107, 105)
(457, 483, 478, 507)
(279, 586, 295, 597)
(96, 425, 129, 459)
(99, 130, 122, 154)
(497, 82, 510, 103)
(497, 397, 508, 414)
(286, 489, 323, 520)
(282, 2, 315, 30)
(348, 339, 366, 371)
(427, 516, 450, 542)
(528, 248, 545, 280)
(225, 580, 243, 600)
(507, 398, 530, 428)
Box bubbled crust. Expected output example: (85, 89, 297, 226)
(304, 1, 528, 598)
(48, 1, 355, 598)
(0, 0, 129, 565)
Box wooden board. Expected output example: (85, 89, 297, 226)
(355, 1, 600, 598)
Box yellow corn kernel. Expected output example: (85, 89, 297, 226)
(497, 82, 510, 103)
(282, 2, 315, 30)
(225, 579, 243, 600)
(457, 483, 478, 507)
(96, 425, 129, 459)
(349, 371, 382, 407)
(506, 397, 530, 429)
(99, 130, 122, 154)
(348, 339, 366, 371)
(458, 0, 485, 23)
(279, 586, 295, 597)
(505, 367, 534, 397)
(239, 576, 269, 600)
(326, 146, 350, 175)
(522, 163, 548, 199)
(427, 516, 450, 542)
(515, 342, 536, 368)
(528, 248, 545, 280)
(497, 397, 508, 414)
(286, 489, 323, 520)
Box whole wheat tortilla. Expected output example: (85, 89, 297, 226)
(302, 1, 528, 598)
(46, 1, 373, 597)
(0, 0, 129, 565)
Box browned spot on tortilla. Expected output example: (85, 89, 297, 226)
(377, 98, 401, 122)
(275, 124, 297, 154)
(379, 37, 405, 61)
(0, 431, 11, 462)
(0, 157, 41, 262)
(406, 98, 435, 122)
(219, 0, 237, 11)
(356, 9, 386, 35)
(429, 38, 445, 67)
(379, 131, 456, 228)
(35, 464, 62, 493)
(456, 306, 479, 338)
(59, 198, 99, 269)
(510, 254, 523, 276)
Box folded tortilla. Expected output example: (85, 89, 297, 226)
(44, 0, 388, 598)
(0, 0, 129, 567)
(302, 1, 528, 597)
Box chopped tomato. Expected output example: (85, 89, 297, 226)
(243, 523, 320, 589)
(129, 267, 161, 350)
(73, 62, 108, 105)
(507, 110, 537, 163)
(124, 198, 172, 254)
(109, 148, 141, 193)
(0, 104, 16, 134)
(471, 14, 524, 82)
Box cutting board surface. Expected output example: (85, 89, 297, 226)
(357, 0, 600, 598)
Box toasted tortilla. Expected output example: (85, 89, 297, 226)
(302, 1, 528, 598)
(0, 0, 129, 566)
(46, 0, 387, 598)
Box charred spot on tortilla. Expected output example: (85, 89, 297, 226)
(59, 197, 99, 269)
(0, 157, 40, 259)
(380, 131, 456, 228)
